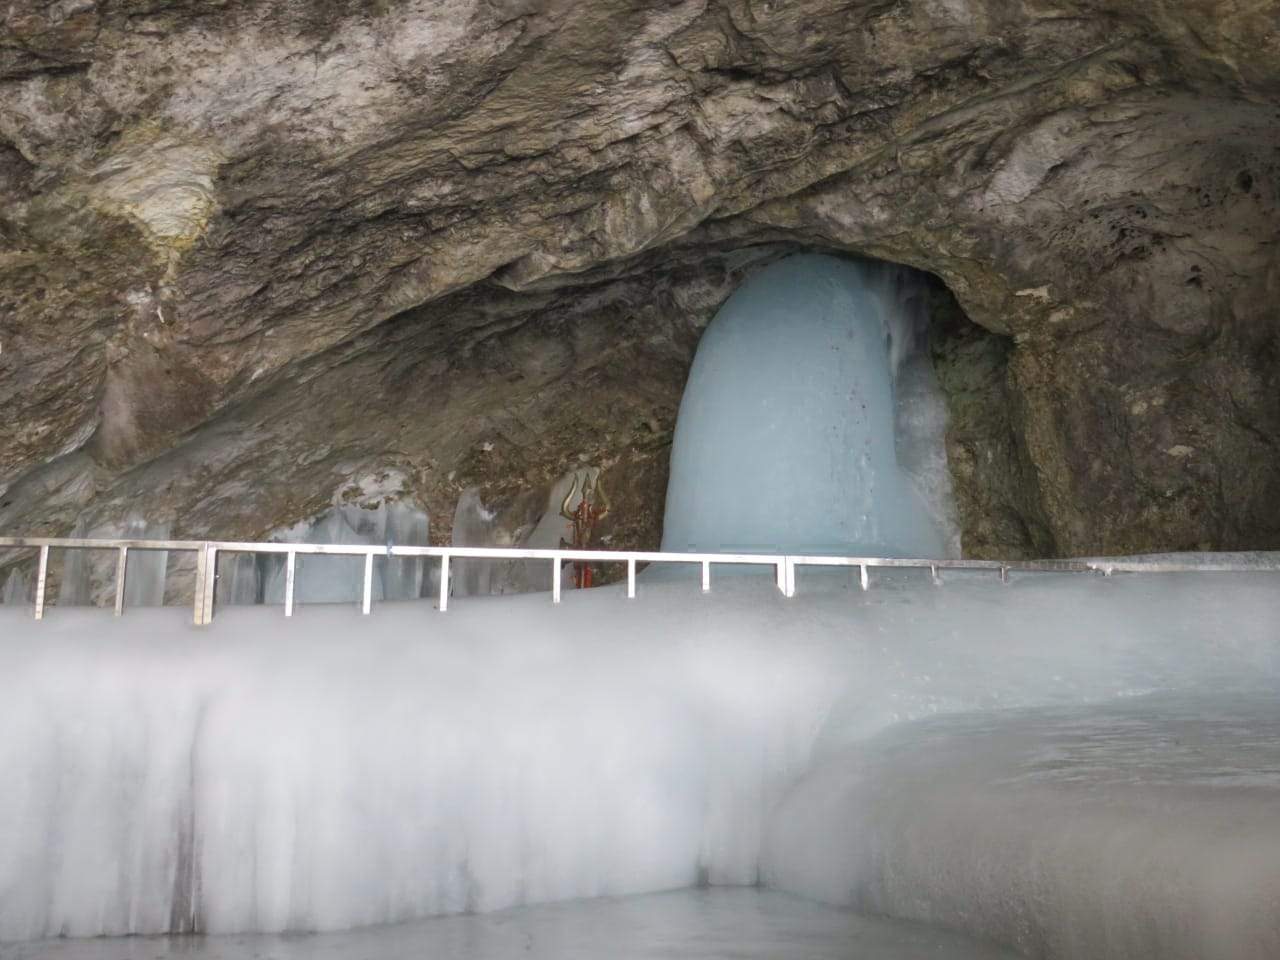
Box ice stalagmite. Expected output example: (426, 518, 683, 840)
(661, 254, 951, 558)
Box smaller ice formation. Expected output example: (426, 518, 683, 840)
(893, 330, 961, 558)
(450, 468, 603, 597)
(252, 497, 432, 606)
(212, 473, 433, 606)
(121, 515, 170, 608)
(661, 253, 957, 558)
(1, 567, 28, 606)
(57, 513, 171, 607)
(449, 487, 536, 598)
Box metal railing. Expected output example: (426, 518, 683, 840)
(0, 536, 1274, 627)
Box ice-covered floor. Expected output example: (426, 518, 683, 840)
(3, 889, 1017, 960)
(767, 689, 1280, 960)
(2, 569, 1279, 958)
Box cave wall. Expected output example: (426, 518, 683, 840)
(2, 0, 1279, 567)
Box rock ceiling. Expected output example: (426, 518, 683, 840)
(2, 0, 1278, 563)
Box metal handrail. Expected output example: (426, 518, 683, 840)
(1, 536, 1276, 627)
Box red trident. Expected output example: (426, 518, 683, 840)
(558, 471, 610, 588)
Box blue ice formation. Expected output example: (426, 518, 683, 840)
(661, 254, 950, 558)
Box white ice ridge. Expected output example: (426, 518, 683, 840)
(2, 569, 1279, 957)
(661, 253, 957, 558)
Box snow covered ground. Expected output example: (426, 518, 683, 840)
(2, 569, 1279, 958)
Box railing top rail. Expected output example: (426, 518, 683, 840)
(784, 555, 1095, 573)
(397, 547, 785, 564)
(204, 541, 374, 556)
(150, 543, 789, 563)
(0, 537, 207, 552)
(1085, 558, 1280, 573)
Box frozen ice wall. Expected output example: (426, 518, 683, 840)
(2, 569, 1279, 950)
(662, 253, 955, 557)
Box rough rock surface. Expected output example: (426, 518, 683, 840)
(2, 0, 1279, 572)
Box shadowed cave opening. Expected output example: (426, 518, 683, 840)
(0, 246, 1031, 607)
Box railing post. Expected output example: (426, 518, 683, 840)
(552, 556, 561, 604)
(1000, 565, 1009, 585)
(859, 563, 869, 591)
(114, 546, 128, 616)
(627, 557, 636, 599)
(193, 544, 207, 625)
(33, 544, 49, 621)
(284, 550, 296, 617)
(931, 564, 941, 586)
(202, 546, 217, 624)
(785, 557, 796, 598)
(438, 552, 450, 612)
(775, 559, 786, 594)
(362, 553, 373, 615)
(701, 559, 710, 593)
